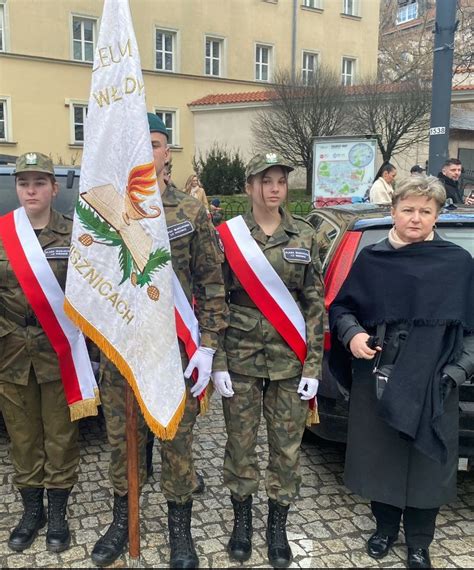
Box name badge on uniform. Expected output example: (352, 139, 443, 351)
(167, 221, 194, 241)
(282, 248, 311, 264)
(44, 247, 70, 259)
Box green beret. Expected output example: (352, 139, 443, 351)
(147, 113, 169, 139)
(13, 152, 54, 176)
(245, 152, 294, 180)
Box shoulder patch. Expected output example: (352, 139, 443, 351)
(282, 247, 311, 264)
(167, 220, 194, 241)
(44, 246, 70, 259)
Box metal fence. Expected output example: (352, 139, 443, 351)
(216, 199, 314, 221)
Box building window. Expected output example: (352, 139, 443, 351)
(342, 57, 356, 86)
(154, 110, 176, 146)
(72, 104, 88, 144)
(342, 0, 358, 16)
(302, 0, 322, 8)
(205, 37, 223, 77)
(302, 52, 318, 84)
(0, 99, 7, 140)
(256, 44, 272, 82)
(0, 4, 5, 52)
(155, 29, 176, 72)
(397, 1, 418, 24)
(72, 16, 96, 62)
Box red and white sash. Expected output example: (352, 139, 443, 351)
(173, 273, 210, 404)
(0, 208, 99, 420)
(218, 215, 307, 363)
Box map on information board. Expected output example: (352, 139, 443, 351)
(312, 137, 377, 199)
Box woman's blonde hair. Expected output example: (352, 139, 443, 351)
(184, 174, 199, 194)
(392, 174, 446, 211)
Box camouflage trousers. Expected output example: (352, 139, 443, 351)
(100, 366, 199, 503)
(222, 373, 307, 506)
(0, 369, 79, 489)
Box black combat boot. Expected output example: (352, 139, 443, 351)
(168, 500, 199, 569)
(8, 487, 46, 552)
(91, 494, 128, 567)
(227, 495, 252, 562)
(266, 499, 293, 569)
(46, 488, 72, 552)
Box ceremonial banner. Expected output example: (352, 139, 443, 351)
(64, 0, 184, 439)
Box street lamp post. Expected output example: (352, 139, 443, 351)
(427, 0, 457, 176)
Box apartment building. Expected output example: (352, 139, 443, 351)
(0, 0, 379, 186)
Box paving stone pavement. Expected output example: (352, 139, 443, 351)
(1, 396, 473, 569)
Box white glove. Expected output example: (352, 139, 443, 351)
(297, 377, 319, 400)
(212, 371, 234, 398)
(184, 346, 216, 397)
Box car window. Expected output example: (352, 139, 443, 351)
(0, 170, 80, 217)
(355, 227, 474, 258)
(308, 212, 342, 269)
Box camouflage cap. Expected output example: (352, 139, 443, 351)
(13, 152, 54, 176)
(245, 152, 294, 180)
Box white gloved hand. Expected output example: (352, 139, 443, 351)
(297, 377, 319, 400)
(212, 371, 234, 398)
(184, 346, 216, 397)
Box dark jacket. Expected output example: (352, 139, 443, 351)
(438, 172, 463, 204)
(333, 237, 474, 509)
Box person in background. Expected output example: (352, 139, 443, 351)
(0, 153, 82, 554)
(184, 174, 210, 214)
(437, 158, 463, 204)
(91, 114, 228, 569)
(213, 152, 324, 569)
(329, 174, 474, 569)
(210, 197, 224, 225)
(369, 162, 397, 205)
(410, 165, 425, 175)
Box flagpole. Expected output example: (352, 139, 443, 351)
(126, 382, 141, 566)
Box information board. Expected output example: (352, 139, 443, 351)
(312, 136, 377, 200)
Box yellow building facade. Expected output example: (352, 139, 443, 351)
(0, 0, 380, 187)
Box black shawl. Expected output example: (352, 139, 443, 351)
(329, 239, 474, 464)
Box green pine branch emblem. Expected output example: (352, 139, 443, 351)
(76, 201, 170, 298)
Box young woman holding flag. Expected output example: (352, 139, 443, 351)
(0, 152, 98, 555)
(213, 152, 325, 568)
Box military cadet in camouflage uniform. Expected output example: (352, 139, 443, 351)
(91, 114, 228, 569)
(212, 153, 324, 568)
(0, 153, 78, 554)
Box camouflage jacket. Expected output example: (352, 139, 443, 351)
(0, 209, 71, 385)
(223, 209, 325, 380)
(162, 185, 228, 370)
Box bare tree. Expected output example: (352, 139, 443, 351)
(348, 76, 431, 163)
(379, 0, 473, 86)
(251, 67, 347, 193)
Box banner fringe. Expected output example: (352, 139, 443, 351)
(69, 397, 99, 421)
(306, 403, 320, 426)
(64, 299, 185, 440)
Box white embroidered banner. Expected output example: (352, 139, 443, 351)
(64, 0, 184, 438)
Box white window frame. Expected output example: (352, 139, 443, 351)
(302, 0, 323, 8)
(155, 28, 178, 72)
(69, 102, 88, 145)
(341, 57, 356, 86)
(71, 15, 97, 62)
(153, 108, 179, 147)
(397, 1, 418, 24)
(342, 0, 358, 16)
(255, 43, 273, 82)
(0, 1, 7, 53)
(205, 36, 225, 77)
(0, 96, 12, 142)
(302, 51, 319, 84)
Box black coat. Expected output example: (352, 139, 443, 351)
(438, 172, 464, 204)
(332, 238, 474, 509)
